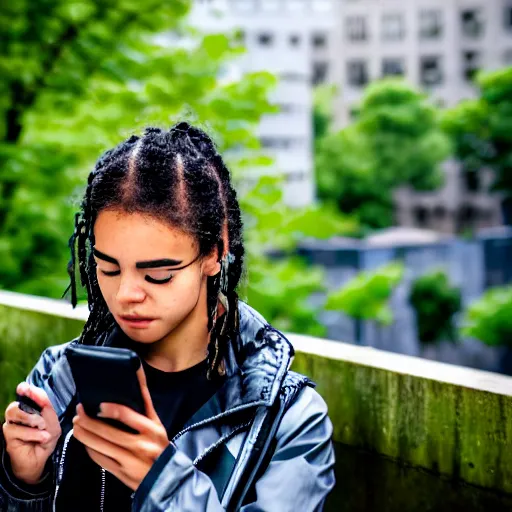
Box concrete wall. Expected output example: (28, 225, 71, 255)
(1, 291, 512, 509)
(291, 334, 512, 509)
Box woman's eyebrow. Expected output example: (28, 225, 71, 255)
(93, 249, 182, 269)
(93, 248, 119, 265)
(136, 258, 183, 269)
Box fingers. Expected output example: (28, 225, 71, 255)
(98, 402, 162, 436)
(75, 404, 137, 447)
(86, 447, 138, 491)
(136, 366, 159, 421)
(2, 421, 51, 444)
(5, 402, 46, 430)
(73, 419, 131, 463)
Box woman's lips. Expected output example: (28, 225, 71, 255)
(119, 316, 155, 329)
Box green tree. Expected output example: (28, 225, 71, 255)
(409, 270, 462, 345)
(462, 286, 512, 347)
(312, 84, 337, 145)
(442, 67, 512, 218)
(241, 176, 356, 336)
(316, 79, 451, 232)
(0, 0, 356, 337)
(325, 262, 404, 343)
(0, 0, 274, 296)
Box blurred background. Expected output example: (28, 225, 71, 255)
(1, 0, 512, 374)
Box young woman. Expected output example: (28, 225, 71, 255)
(0, 123, 335, 511)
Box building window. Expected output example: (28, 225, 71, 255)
(257, 33, 274, 46)
(462, 50, 481, 82)
(382, 58, 405, 77)
(419, 9, 443, 39)
(433, 206, 446, 220)
(420, 56, 443, 86)
(285, 171, 309, 183)
(312, 61, 329, 85)
(261, 138, 303, 150)
(462, 170, 481, 193)
(346, 16, 368, 42)
(413, 206, 430, 228)
(505, 7, 512, 32)
(347, 60, 369, 87)
(461, 9, 484, 38)
(312, 33, 327, 49)
(289, 34, 301, 47)
(382, 13, 404, 41)
(280, 72, 308, 82)
(277, 103, 301, 114)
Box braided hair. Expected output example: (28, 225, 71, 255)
(66, 122, 244, 377)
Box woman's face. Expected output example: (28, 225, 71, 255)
(93, 209, 219, 344)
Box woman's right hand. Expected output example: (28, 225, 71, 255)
(2, 382, 62, 485)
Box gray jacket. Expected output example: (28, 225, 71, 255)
(0, 302, 335, 511)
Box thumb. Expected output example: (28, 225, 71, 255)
(136, 366, 159, 422)
(18, 382, 60, 432)
(17, 382, 52, 410)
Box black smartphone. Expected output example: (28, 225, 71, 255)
(65, 344, 145, 434)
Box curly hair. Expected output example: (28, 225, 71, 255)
(66, 122, 244, 377)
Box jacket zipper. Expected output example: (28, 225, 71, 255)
(100, 468, 106, 512)
(52, 429, 74, 512)
(52, 428, 106, 512)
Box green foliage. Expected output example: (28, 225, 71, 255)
(442, 66, 512, 197)
(316, 79, 451, 232)
(0, 0, 356, 337)
(240, 176, 356, 336)
(313, 84, 337, 144)
(409, 271, 462, 345)
(316, 127, 395, 232)
(325, 262, 404, 325)
(462, 286, 512, 347)
(0, 0, 277, 298)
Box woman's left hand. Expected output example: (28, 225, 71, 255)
(73, 366, 169, 491)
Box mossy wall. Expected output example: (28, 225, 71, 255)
(2, 296, 512, 508)
(292, 350, 512, 496)
(0, 304, 84, 416)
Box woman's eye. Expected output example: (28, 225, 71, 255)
(100, 269, 120, 277)
(145, 271, 174, 284)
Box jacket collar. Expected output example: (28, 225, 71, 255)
(106, 301, 294, 417)
(225, 301, 294, 407)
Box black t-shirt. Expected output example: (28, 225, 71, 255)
(56, 356, 224, 511)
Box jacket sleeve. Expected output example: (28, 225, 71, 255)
(133, 386, 336, 512)
(0, 342, 74, 512)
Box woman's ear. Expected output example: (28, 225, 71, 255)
(202, 249, 221, 277)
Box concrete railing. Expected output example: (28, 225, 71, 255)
(1, 291, 512, 510)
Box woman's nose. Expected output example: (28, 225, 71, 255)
(116, 277, 146, 304)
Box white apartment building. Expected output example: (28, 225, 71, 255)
(334, 0, 512, 124)
(332, 0, 512, 233)
(191, 0, 336, 207)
